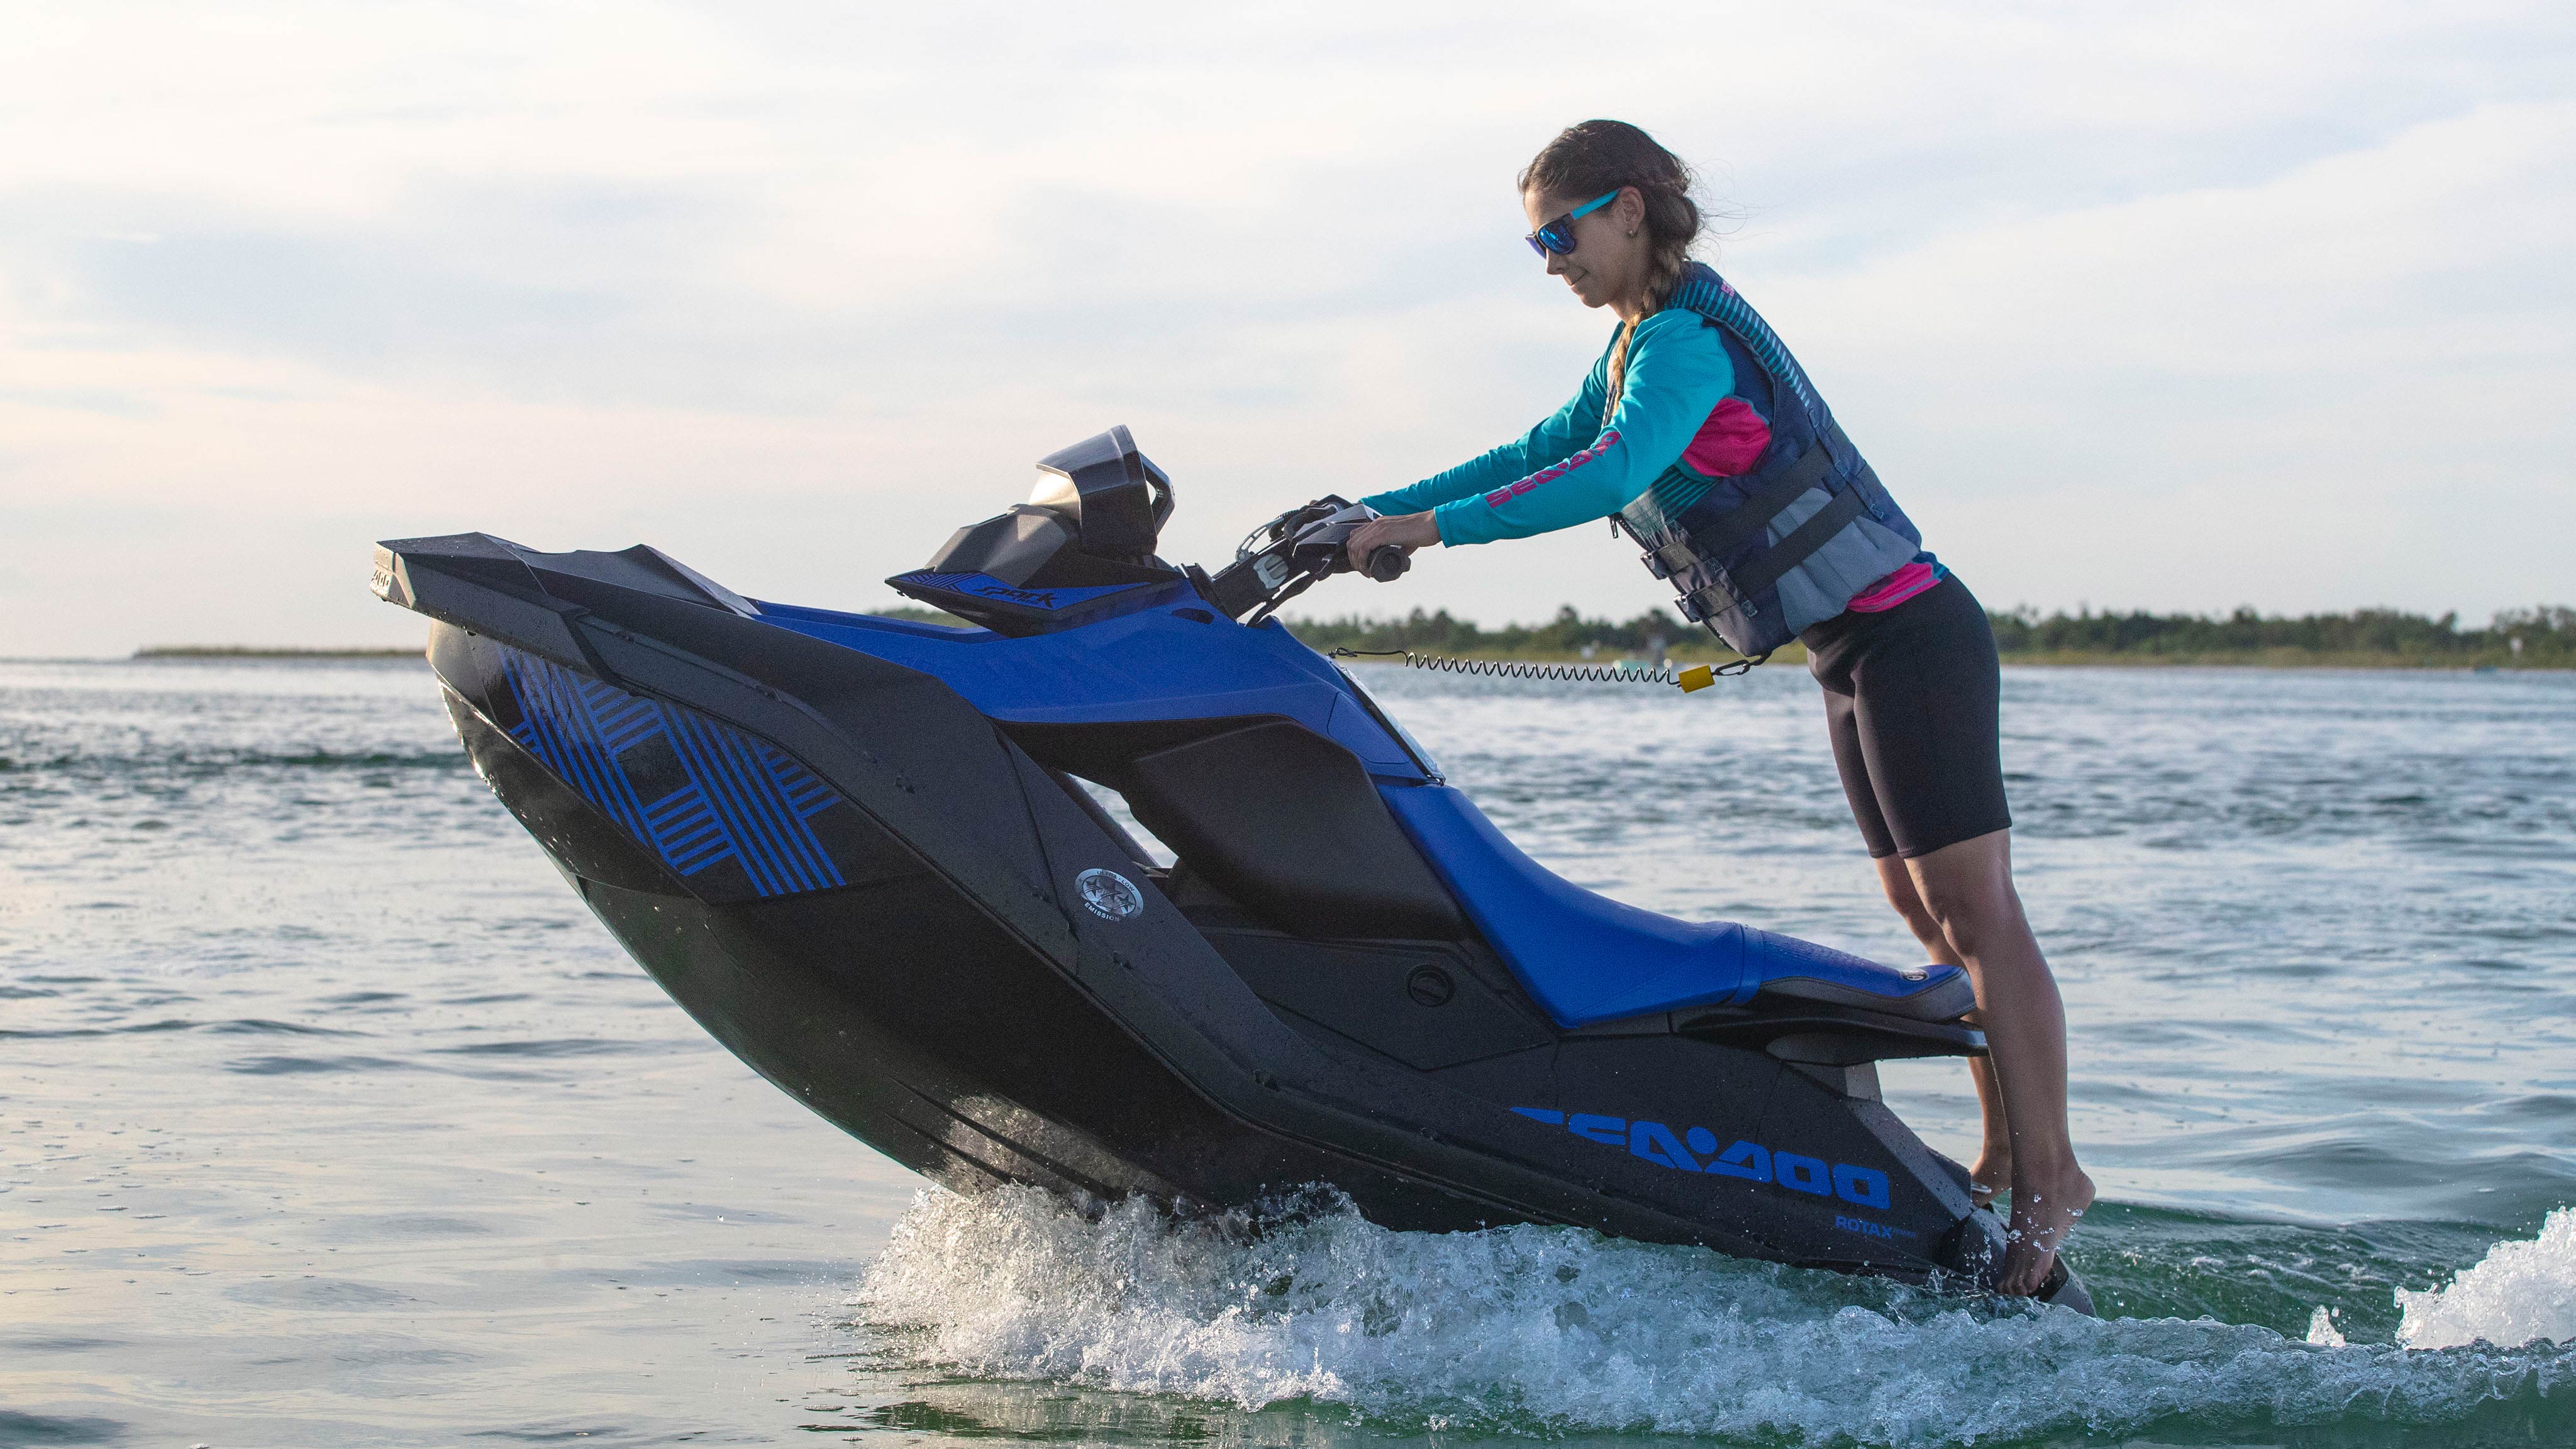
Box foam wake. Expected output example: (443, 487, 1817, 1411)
(855, 1187, 2576, 1446)
(2399, 1207, 2576, 1350)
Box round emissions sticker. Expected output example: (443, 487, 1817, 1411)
(1075, 868, 1145, 921)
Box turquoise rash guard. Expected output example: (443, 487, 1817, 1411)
(1360, 309, 1735, 546)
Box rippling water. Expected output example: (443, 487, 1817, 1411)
(4, 655, 2573, 1446)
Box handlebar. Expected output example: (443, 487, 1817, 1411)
(1202, 496, 1409, 623)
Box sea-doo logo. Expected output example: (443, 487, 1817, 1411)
(1075, 868, 1144, 920)
(1511, 1106, 1898, 1216)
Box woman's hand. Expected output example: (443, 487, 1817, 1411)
(1344, 511, 1440, 574)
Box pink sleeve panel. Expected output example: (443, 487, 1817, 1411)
(1680, 396, 1770, 477)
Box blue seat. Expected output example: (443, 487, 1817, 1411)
(1378, 783, 1968, 1028)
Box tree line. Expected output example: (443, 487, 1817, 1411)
(1284, 603, 2575, 665)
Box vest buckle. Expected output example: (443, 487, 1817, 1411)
(1641, 550, 1670, 581)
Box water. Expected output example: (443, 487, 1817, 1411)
(3, 655, 2573, 1446)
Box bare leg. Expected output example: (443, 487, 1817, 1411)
(1901, 829, 2093, 1296)
(1873, 858, 2012, 1205)
(1962, 1059, 2012, 1208)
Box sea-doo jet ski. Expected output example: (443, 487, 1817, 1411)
(372, 426, 2090, 1311)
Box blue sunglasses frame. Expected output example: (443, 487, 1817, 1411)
(1525, 189, 1623, 257)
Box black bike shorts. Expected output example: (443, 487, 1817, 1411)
(1801, 574, 2012, 860)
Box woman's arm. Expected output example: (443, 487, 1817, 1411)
(1357, 355, 1613, 517)
(1426, 313, 1734, 546)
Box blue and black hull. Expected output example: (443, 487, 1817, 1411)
(379, 530, 2088, 1309)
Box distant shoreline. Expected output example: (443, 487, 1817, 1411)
(1327, 645, 2567, 672)
(1287, 601, 2572, 673)
(1313, 641, 2566, 670)
(1996, 649, 2563, 671)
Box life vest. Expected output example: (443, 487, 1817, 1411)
(1613, 264, 1924, 658)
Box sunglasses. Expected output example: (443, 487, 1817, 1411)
(1524, 189, 1623, 257)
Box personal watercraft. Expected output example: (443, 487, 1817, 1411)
(372, 426, 2090, 1311)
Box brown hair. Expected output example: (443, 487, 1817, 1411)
(1521, 120, 1703, 427)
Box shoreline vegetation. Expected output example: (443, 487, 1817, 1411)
(1289, 603, 2576, 670)
(134, 601, 2575, 670)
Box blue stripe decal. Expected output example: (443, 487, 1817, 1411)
(497, 649, 850, 898)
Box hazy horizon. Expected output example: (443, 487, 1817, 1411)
(5, 2, 2571, 656)
(30, 595, 2570, 662)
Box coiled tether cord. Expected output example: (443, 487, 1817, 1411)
(1328, 648, 1763, 692)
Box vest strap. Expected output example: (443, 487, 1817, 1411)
(1677, 486, 1870, 623)
(1643, 443, 1836, 579)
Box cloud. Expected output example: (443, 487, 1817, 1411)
(1782, 99, 2576, 610)
(1, 0, 2571, 653)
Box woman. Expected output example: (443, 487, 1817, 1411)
(1343, 119, 2092, 1296)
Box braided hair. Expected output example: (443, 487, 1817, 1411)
(1519, 120, 1703, 427)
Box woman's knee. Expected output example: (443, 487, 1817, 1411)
(1914, 872, 2028, 961)
(1904, 835, 2018, 936)
(1892, 897, 1946, 946)
(1876, 868, 1946, 942)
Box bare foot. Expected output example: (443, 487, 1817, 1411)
(1970, 1151, 2011, 1210)
(1998, 1162, 2094, 1297)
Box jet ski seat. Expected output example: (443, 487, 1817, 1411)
(1379, 784, 1974, 1030)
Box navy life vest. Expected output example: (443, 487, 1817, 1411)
(1613, 264, 1924, 658)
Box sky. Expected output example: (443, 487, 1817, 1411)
(2, 1, 2570, 655)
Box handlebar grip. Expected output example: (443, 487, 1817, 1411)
(1366, 545, 1411, 583)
